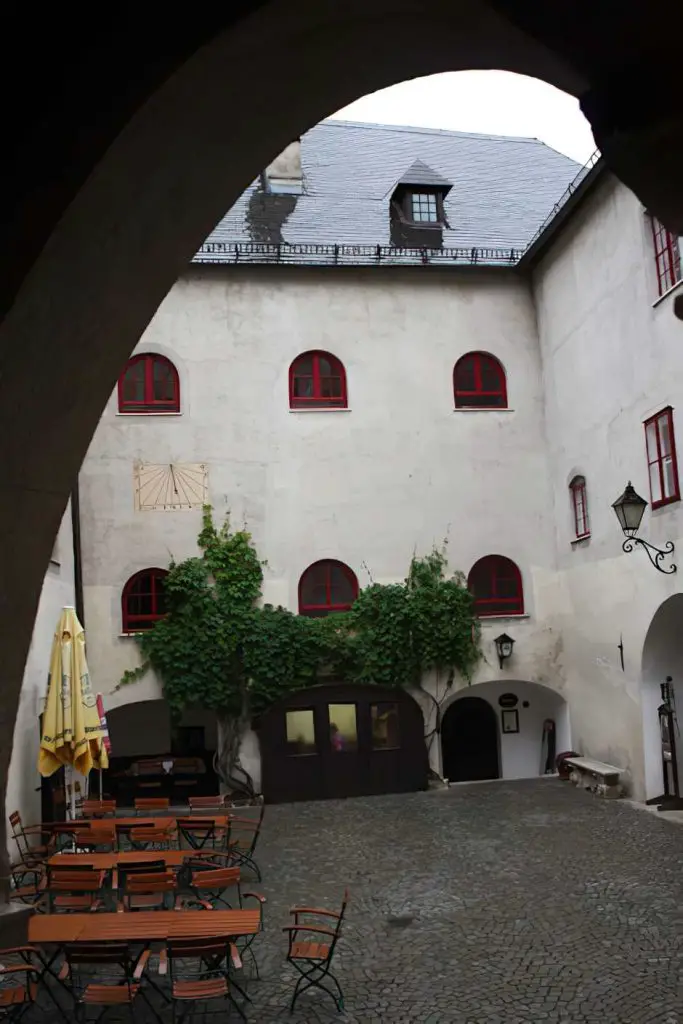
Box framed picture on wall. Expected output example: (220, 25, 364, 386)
(501, 709, 519, 734)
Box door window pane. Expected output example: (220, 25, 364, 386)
(328, 704, 358, 753)
(286, 710, 316, 756)
(371, 703, 400, 749)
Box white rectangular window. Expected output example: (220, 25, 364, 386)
(645, 407, 680, 508)
(411, 192, 438, 223)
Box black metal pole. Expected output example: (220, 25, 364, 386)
(71, 479, 85, 626)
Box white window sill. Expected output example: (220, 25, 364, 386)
(453, 408, 514, 413)
(118, 632, 146, 638)
(652, 278, 683, 308)
(115, 412, 183, 417)
(48, 559, 61, 569)
(289, 408, 352, 413)
(571, 534, 591, 547)
(479, 613, 530, 621)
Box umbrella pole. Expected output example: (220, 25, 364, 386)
(99, 767, 103, 801)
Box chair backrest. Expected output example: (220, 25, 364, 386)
(74, 825, 116, 842)
(327, 889, 349, 958)
(134, 797, 169, 812)
(130, 827, 172, 844)
(230, 803, 264, 853)
(167, 935, 229, 967)
(118, 859, 166, 884)
(188, 796, 225, 810)
(66, 942, 130, 964)
(48, 868, 105, 892)
(82, 799, 116, 816)
(9, 811, 22, 834)
(124, 869, 176, 894)
(191, 866, 240, 889)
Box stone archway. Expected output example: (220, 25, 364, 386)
(641, 595, 683, 801)
(440, 680, 569, 782)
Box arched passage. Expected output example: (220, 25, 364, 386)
(641, 595, 683, 801)
(442, 697, 500, 782)
(440, 680, 569, 783)
(104, 700, 219, 806)
(3, 0, 683, 865)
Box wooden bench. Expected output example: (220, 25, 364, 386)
(564, 756, 624, 799)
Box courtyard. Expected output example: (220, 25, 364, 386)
(246, 779, 683, 1024)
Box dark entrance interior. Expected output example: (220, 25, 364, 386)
(259, 683, 428, 803)
(441, 696, 499, 783)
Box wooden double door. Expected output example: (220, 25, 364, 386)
(259, 683, 427, 803)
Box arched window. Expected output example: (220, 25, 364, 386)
(118, 354, 180, 413)
(298, 560, 358, 617)
(467, 556, 523, 617)
(289, 351, 347, 409)
(122, 569, 168, 632)
(569, 476, 590, 539)
(453, 352, 507, 409)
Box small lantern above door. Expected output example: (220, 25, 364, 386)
(494, 633, 515, 670)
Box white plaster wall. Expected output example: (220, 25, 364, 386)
(7, 505, 75, 833)
(80, 268, 562, 712)
(534, 174, 683, 798)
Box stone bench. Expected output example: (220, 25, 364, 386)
(564, 756, 624, 799)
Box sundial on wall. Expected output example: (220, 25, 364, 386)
(134, 463, 208, 511)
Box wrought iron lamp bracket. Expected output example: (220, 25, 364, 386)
(622, 536, 676, 574)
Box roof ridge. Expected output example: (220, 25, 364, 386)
(323, 117, 545, 147)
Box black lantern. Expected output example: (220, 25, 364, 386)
(612, 481, 676, 574)
(494, 633, 515, 669)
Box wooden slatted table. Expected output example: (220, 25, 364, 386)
(45, 815, 231, 831)
(29, 909, 260, 944)
(47, 850, 221, 869)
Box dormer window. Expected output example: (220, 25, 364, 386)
(390, 160, 452, 247)
(410, 191, 440, 224)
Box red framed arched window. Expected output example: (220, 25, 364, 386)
(122, 569, 169, 632)
(454, 352, 507, 409)
(569, 475, 590, 539)
(467, 556, 523, 617)
(298, 560, 358, 617)
(118, 354, 180, 413)
(289, 351, 347, 409)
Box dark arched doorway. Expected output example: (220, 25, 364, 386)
(259, 683, 427, 803)
(441, 696, 499, 782)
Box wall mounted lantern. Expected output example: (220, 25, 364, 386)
(494, 633, 515, 669)
(611, 481, 676, 574)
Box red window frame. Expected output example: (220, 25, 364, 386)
(644, 406, 680, 509)
(117, 354, 180, 413)
(453, 352, 507, 409)
(651, 217, 681, 297)
(121, 569, 168, 633)
(289, 351, 347, 409)
(570, 476, 590, 539)
(298, 560, 358, 617)
(467, 556, 524, 617)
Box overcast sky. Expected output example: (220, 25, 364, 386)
(332, 71, 596, 166)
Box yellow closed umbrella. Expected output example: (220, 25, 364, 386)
(38, 607, 107, 780)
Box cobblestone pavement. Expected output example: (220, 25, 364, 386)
(23, 780, 683, 1023)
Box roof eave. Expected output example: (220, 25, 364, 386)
(517, 157, 608, 270)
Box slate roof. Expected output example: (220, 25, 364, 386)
(195, 119, 582, 268)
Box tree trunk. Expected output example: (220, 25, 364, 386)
(214, 708, 254, 801)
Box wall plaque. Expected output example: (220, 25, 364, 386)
(498, 693, 518, 709)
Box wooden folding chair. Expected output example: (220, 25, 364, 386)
(81, 800, 116, 818)
(129, 826, 173, 852)
(188, 795, 225, 812)
(163, 936, 246, 1023)
(120, 869, 178, 911)
(73, 825, 116, 853)
(229, 803, 265, 881)
(8, 812, 52, 866)
(0, 948, 41, 1024)
(47, 867, 108, 913)
(63, 942, 161, 1024)
(283, 889, 349, 1013)
(176, 818, 228, 851)
(9, 862, 46, 911)
(134, 797, 169, 815)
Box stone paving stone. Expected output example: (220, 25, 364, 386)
(21, 779, 683, 1022)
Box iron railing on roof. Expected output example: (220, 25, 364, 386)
(521, 149, 602, 257)
(193, 241, 522, 267)
(193, 150, 602, 269)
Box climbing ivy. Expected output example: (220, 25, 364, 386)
(122, 508, 480, 793)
